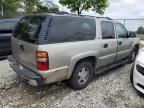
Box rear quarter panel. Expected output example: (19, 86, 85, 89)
(38, 40, 102, 78)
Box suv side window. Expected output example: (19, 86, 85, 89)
(101, 21, 115, 39)
(116, 23, 128, 38)
(48, 16, 96, 43)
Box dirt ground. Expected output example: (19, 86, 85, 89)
(0, 59, 144, 108)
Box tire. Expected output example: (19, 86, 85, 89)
(69, 61, 93, 90)
(130, 63, 134, 84)
(128, 48, 137, 63)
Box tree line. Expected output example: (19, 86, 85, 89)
(137, 26, 144, 34)
(0, 0, 59, 17)
(0, 0, 108, 17)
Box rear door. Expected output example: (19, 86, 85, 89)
(99, 20, 117, 67)
(12, 16, 46, 71)
(0, 21, 16, 54)
(115, 23, 133, 61)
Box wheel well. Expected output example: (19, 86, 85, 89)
(74, 56, 96, 71)
(135, 44, 139, 53)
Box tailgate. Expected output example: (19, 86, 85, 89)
(12, 15, 46, 72)
(12, 37, 37, 71)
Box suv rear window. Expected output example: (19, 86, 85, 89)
(13, 16, 30, 38)
(13, 16, 46, 44)
(47, 16, 96, 43)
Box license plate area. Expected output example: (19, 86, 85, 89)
(10, 60, 24, 71)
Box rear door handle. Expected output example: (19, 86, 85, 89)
(103, 44, 108, 48)
(119, 42, 122, 45)
(19, 44, 24, 51)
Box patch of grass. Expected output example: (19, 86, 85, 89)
(140, 45, 144, 48)
(137, 34, 144, 40)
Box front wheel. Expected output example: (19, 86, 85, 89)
(128, 48, 137, 63)
(69, 61, 93, 90)
(130, 63, 134, 84)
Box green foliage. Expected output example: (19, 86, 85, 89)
(137, 26, 144, 34)
(0, 0, 59, 16)
(20, 0, 39, 13)
(48, 7, 59, 13)
(0, 0, 20, 16)
(36, 1, 59, 13)
(36, 2, 49, 13)
(59, 0, 108, 14)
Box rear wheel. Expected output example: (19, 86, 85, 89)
(69, 61, 93, 90)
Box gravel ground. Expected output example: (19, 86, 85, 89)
(0, 59, 144, 108)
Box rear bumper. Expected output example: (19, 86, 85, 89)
(8, 55, 44, 86)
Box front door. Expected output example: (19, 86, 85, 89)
(115, 23, 133, 61)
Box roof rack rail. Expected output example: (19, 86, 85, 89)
(55, 11, 69, 14)
(54, 12, 95, 18)
(79, 14, 95, 17)
(0, 16, 21, 19)
(96, 17, 113, 20)
(42, 12, 113, 20)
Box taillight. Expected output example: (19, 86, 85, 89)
(36, 51, 49, 71)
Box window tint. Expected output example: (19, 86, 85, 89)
(47, 16, 96, 43)
(101, 21, 115, 39)
(13, 16, 30, 38)
(19, 16, 46, 43)
(0, 21, 16, 30)
(116, 23, 128, 38)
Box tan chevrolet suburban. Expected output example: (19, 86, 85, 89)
(8, 13, 140, 90)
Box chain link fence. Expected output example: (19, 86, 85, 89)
(114, 19, 144, 32)
(114, 19, 144, 40)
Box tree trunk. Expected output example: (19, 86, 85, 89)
(1, 1, 3, 16)
(77, 9, 81, 15)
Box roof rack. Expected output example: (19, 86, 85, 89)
(0, 16, 21, 19)
(55, 11, 69, 14)
(96, 17, 113, 20)
(58, 13, 113, 20)
(35, 12, 113, 20)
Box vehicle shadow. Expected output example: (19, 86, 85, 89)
(93, 63, 128, 80)
(0, 56, 8, 61)
(0, 63, 132, 107)
(23, 64, 126, 99)
(3, 64, 129, 99)
(2, 79, 73, 103)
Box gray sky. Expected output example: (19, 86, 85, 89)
(51, 0, 144, 31)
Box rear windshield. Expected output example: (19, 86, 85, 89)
(47, 16, 96, 44)
(13, 16, 46, 44)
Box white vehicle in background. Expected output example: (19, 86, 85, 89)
(130, 48, 144, 94)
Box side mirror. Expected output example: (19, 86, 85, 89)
(128, 32, 136, 38)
